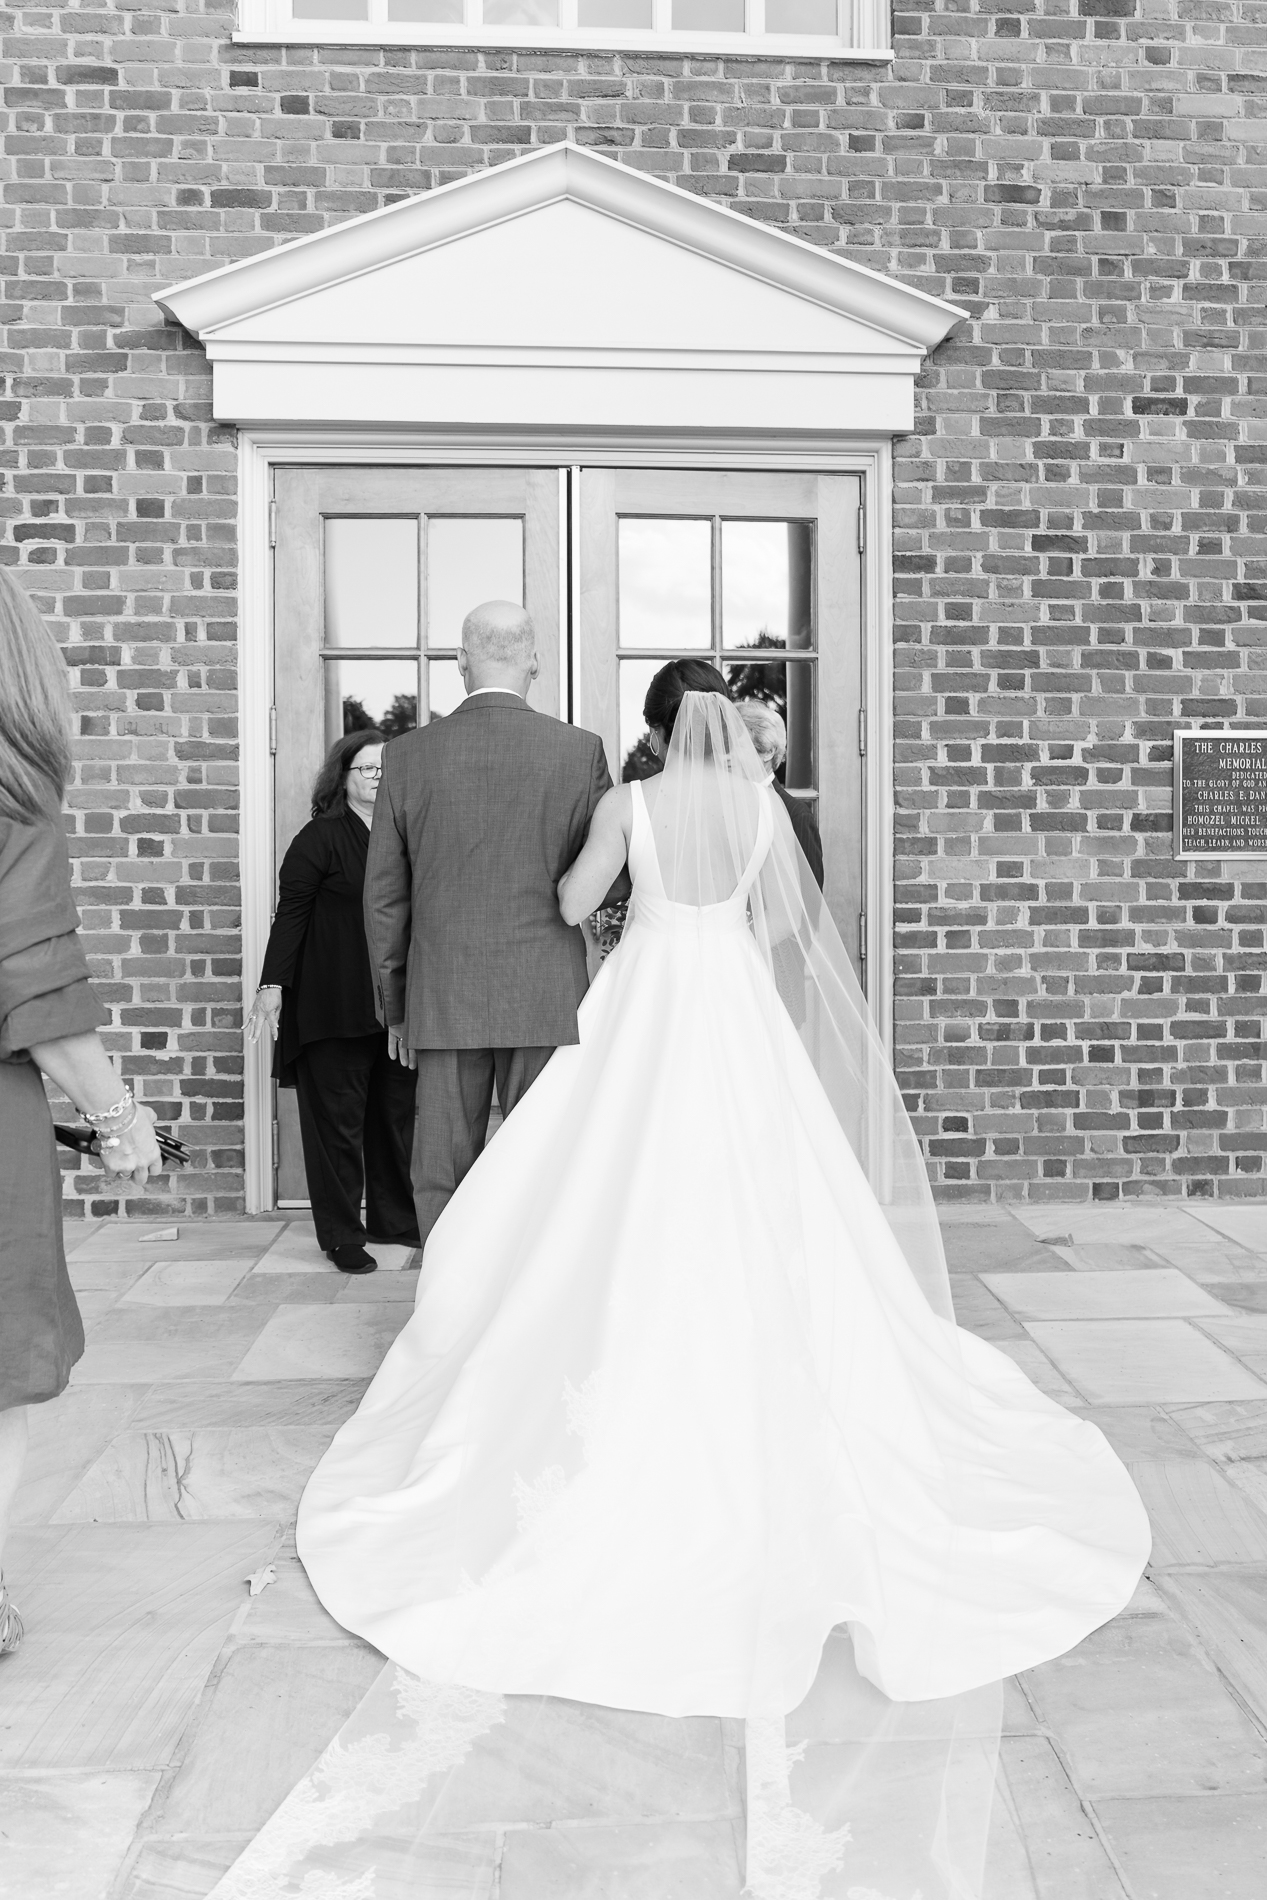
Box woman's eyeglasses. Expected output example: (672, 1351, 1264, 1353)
(351, 763, 383, 779)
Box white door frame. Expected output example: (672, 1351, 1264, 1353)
(238, 425, 896, 1214)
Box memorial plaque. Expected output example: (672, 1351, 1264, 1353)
(1173, 728, 1267, 859)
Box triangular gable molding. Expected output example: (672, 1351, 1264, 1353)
(155, 142, 965, 434)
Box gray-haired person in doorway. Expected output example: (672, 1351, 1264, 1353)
(363, 600, 629, 1248)
(736, 698, 825, 891)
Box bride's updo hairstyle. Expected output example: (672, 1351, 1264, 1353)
(643, 659, 731, 741)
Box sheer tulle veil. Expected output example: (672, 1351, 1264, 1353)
(204, 692, 1010, 1900)
(647, 691, 955, 1323)
(637, 694, 1003, 1897)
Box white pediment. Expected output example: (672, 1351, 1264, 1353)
(155, 142, 965, 433)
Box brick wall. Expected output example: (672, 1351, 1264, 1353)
(1, 0, 1261, 1213)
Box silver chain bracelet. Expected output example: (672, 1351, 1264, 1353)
(84, 1086, 136, 1129)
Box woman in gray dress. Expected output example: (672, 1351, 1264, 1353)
(0, 569, 162, 1654)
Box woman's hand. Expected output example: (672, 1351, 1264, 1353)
(97, 1103, 164, 1187)
(245, 986, 283, 1044)
(27, 1031, 170, 1188)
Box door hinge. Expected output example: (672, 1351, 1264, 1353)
(859, 910, 868, 960)
(271, 1120, 279, 1170)
(268, 706, 277, 755)
(268, 498, 277, 547)
(857, 506, 866, 554)
(858, 708, 867, 757)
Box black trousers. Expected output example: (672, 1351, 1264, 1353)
(294, 1033, 419, 1251)
(412, 1045, 553, 1248)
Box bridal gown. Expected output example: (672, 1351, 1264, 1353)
(223, 766, 1150, 1900)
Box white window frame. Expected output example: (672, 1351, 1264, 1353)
(234, 0, 892, 62)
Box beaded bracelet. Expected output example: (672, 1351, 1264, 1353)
(97, 1102, 140, 1149)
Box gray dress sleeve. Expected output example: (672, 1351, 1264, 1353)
(0, 800, 108, 1060)
(0, 933, 107, 1059)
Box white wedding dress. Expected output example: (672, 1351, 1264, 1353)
(213, 698, 1150, 1900)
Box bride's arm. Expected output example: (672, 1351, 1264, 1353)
(558, 787, 632, 926)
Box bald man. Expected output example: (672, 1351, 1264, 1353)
(363, 600, 627, 1247)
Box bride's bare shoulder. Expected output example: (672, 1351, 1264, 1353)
(589, 781, 634, 842)
(609, 781, 636, 838)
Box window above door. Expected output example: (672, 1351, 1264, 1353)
(234, 0, 892, 61)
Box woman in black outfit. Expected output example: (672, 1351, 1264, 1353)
(246, 731, 419, 1274)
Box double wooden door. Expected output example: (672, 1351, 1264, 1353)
(269, 464, 863, 1203)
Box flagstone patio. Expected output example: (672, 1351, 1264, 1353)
(3, 1199, 1267, 1899)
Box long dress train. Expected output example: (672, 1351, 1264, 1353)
(210, 700, 1149, 1900)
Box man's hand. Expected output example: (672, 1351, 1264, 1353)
(387, 1026, 417, 1070)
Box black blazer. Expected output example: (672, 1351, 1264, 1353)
(365, 692, 628, 1051)
(774, 782, 825, 891)
(260, 809, 381, 1083)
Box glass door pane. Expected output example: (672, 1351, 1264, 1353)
(324, 517, 419, 648)
(322, 515, 421, 743)
(722, 656, 816, 791)
(427, 517, 524, 651)
(618, 657, 665, 779)
(428, 657, 466, 720)
(721, 519, 814, 652)
(617, 518, 712, 650)
(325, 657, 420, 746)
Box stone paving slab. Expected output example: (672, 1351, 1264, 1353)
(122, 1260, 255, 1307)
(229, 1303, 411, 1380)
(1022, 1319, 1267, 1405)
(118, 1837, 246, 1900)
(986, 1269, 1228, 1320)
(1129, 1460, 1267, 1567)
(1185, 1205, 1267, 1252)
(51, 1426, 332, 1524)
(992, 1734, 1129, 1900)
(143, 1640, 384, 1839)
(941, 1220, 1059, 1274)
(1, 1521, 280, 1771)
(72, 1305, 274, 1386)
(1049, 1242, 1175, 1273)
(129, 1379, 368, 1434)
(10, 1383, 149, 1527)
(0, 1770, 161, 1900)
(1091, 1794, 1267, 1900)
(1170, 1398, 1267, 1463)
(1154, 1566, 1267, 1733)
(989, 1337, 1084, 1405)
(1022, 1613, 1267, 1799)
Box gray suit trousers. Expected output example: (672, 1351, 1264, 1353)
(412, 1045, 554, 1247)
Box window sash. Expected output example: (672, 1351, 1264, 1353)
(235, 0, 892, 58)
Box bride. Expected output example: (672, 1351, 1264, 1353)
(215, 677, 1150, 1900)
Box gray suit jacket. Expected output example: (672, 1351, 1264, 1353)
(364, 692, 624, 1050)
